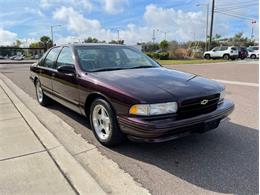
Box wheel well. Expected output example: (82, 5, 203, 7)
(33, 77, 39, 86)
(223, 53, 230, 56)
(84, 93, 110, 117)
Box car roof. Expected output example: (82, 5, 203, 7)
(57, 43, 126, 48)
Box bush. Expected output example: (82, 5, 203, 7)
(158, 52, 169, 60)
(145, 52, 169, 60)
(169, 48, 188, 59)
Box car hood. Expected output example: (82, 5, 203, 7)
(88, 67, 223, 103)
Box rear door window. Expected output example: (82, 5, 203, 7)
(220, 46, 228, 51)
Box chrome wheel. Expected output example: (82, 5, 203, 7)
(36, 81, 43, 103)
(92, 104, 111, 140)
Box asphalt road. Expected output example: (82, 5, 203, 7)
(0, 59, 258, 194)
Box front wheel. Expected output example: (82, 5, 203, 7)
(204, 54, 211, 60)
(251, 54, 256, 59)
(90, 98, 125, 146)
(35, 79, 51, 106)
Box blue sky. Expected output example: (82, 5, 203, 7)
(0, 0, 258, 45)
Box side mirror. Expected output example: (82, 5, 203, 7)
(212, 49, 216, 52)
(57, 64, 75, 74)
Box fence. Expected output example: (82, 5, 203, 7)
(0, 47, 45, 59)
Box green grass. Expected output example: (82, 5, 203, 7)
(157, 59, 227, 65)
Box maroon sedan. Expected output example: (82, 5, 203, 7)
(30, 44, 234, 146)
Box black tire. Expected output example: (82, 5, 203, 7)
(251, 54, 256, 59)
(223, 54, 230, 60)
(204, 54, 210, 60)
(90, 98, 125, 146)
(35, 79, 51, 106)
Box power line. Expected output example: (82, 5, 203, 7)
(216, 2, 258, 9)
(215, 9, 258, 19)
(215, 10, 257, 21)
(215, 4, 258, 12)
(216, 1, 257, 7)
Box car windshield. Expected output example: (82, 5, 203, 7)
(75, 45, 159, 72)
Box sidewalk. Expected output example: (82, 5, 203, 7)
(0, 73, 150, 195)
(0, 79, 106, 195)
(0, 59, 36, 64)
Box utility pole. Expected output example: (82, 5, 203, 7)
(209, 0, 215, 49)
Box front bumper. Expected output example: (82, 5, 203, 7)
(118, 99, 234, 142)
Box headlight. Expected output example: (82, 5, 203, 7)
(219, 90, 225, 102)
(129, 102, 178, 116)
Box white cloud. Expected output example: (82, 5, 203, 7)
(53, 4, 247, 45)
(143, 4, 205, 41)
(24, 7, 44, 17)
(53, 6, 101, 34)
(40, 0, 93, 11)
(0, 28, 17, 46)
(103, 0, 128, 14)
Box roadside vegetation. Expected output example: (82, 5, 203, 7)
(157, 59, 227, 65)
(0, 32, 256, 61)
(141, 32, 255, 60)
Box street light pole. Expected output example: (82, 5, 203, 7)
(196, 3, 209, 51)
(50, 25, 62, 46)
(117, 29, 120, 42)
(251, 20, 256, 40)
(152, 29, 155, 43)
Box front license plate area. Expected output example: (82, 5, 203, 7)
(204, 119, 220, 130)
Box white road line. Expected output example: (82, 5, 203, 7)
(214, 79, 259, 87)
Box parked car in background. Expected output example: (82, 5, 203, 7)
(238, 47, 248, 59)
(247, 46, 259, 51)
(14, 55, 24, 60)
(30, 44, 234, 146)
(0, 55, 4, 59)
(204, 46, 238, 60)
(10, 55, 24, 60)
(248, 49, 259, 59)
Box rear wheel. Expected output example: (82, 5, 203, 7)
(90, 98, 125, 146)
(223, 54, 230, 60)
(251, 54, 256, 59)
(35, 79, 51, 106)
(204, 54, 210, 60)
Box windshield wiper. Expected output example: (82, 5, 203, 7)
(91, 67, 126, 72)
(128, 65, 156, 69)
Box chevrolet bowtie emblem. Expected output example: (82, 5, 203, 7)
(201, 99, 208, 105)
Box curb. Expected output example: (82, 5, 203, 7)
(0, 77, 106, 195)
(0, 61, 36, 64)
(0, 73, 151, 195)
